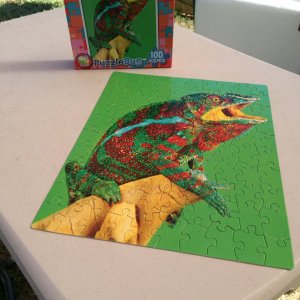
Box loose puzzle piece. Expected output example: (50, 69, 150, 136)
(32, 72, 293, 270)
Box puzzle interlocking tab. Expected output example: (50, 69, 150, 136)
(32, 72, 293, 270)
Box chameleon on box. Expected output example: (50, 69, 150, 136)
(64, 0, 175, 69)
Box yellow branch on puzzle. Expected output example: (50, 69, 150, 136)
(31, 175, 201, 246)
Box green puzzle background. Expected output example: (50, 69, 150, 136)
(80, 0, 157, 58)
(33, 72, 293, 270)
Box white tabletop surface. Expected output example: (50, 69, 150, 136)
(0, 8, 300, 300)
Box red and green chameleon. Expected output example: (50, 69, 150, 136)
(89, 0, 149, 51)
(65, 93, 266, 218)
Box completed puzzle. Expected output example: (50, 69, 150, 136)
(32, 72, 293, 269)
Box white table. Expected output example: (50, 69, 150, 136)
(1, 8, 300, 300)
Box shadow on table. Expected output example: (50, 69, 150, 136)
(0, 60, 74, 72)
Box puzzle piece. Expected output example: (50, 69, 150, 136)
(260, 203, 290, 238)
(207, 223, 243, 261)
(32, 196, 109, 236)
(66, 2, 81, 16)
(180, 203, 212, 227)
(235, 200, 267, 235)
(180, 219, 216, 255)
(209, 210, 240, 232)
(234, 226, 267, 265)
(163, 26, 173, 38)
(158, 0, 173, 14)
(257, 235, 294, 269)
(149, 218, 189, 251)
(95, 202, 138, 244)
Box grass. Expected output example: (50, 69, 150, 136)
(174, 10, 194, 30)
(0, 240, 38, 299)
(0, 0, 63, 22)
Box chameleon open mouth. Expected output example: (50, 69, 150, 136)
(202, 102, 266, 124)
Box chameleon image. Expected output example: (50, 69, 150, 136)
(65, 93, 266, 218)
(89, 0, 149, 52)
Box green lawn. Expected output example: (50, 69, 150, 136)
(0, 0, 63, 22)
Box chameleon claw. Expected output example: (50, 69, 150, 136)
(116, 193, 121, 201)
(204, 192, 230, 217)
(166, 210, 182, 226)
(204, 180, 229, 191)
(91, 179, 121, 204)
(111, 195, 120, 204)
(213, 184, 230, 190)
(218, 204, 230, 217)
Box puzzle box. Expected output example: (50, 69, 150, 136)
(64, 0, 174, 69)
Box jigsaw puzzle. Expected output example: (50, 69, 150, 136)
(31, 72, 293, 269)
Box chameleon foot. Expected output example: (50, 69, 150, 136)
(65, 161, 121, 205)
(166, 210, 182, 226)
(91, 180, 121, 204)
(204, 192, 230, 217)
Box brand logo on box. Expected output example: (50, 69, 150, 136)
(75, 54, 93, 69)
